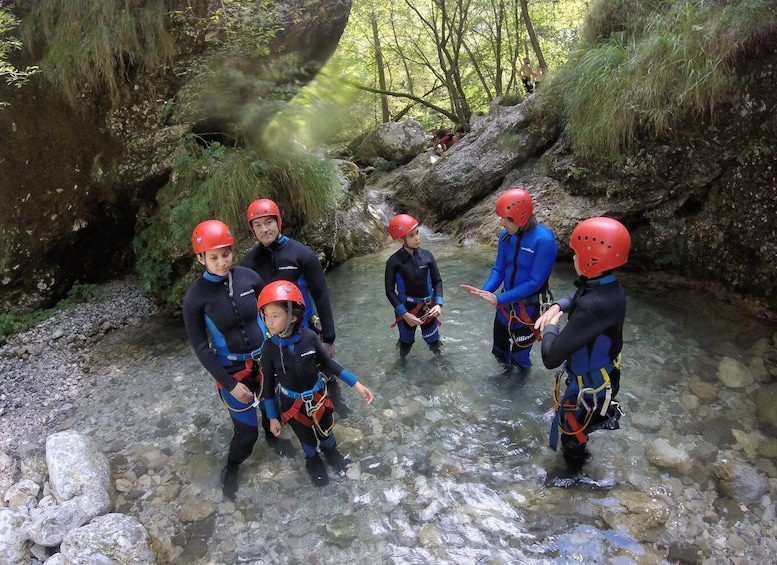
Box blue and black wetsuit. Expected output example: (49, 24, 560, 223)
(384, 246, 444, 349)
(183, 266, 268, 465)
(482, 223, 558, 368)
(541, 274, 627, 466)
(241, 235, 336, 345)
(261, 326, 360, 458)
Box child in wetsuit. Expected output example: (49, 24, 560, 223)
(384, 214, 444, 360)
(259, 280, 374, 486)
(535, 217, 630, 469)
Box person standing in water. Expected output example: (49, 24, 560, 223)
(461, 187, 558, 375)
(535, 217, 630, 469)
(259, 280, 374, 486)
(183, 220, 281, 500)
(384, 214, 444, 360)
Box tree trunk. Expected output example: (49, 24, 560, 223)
(370, 13, 390, 123)
(519, 0, 546, 70)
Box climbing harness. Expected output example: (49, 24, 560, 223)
(218, 358, 264, 413)
(498, 290, 553, 350)
(391, 296, 441, 328)
(276, 373, 335, 437)
(549, 354, 623, 450)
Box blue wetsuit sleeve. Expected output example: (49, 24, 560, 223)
(339, 369, 358, 387)
(263, 399, 279, 419)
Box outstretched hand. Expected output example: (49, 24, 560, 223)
(354, 382, 374, 404)
(459, 284, 497, 307)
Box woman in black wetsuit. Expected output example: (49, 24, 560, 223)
(182, 220, 283, 499)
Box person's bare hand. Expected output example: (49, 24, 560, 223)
(535, 304, 563, 332)
(403, 311, 423, 327)
(231, 382, 253, 404)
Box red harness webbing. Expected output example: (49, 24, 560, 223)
(281, 393, 334, 427)
(498, 301, 541, 341)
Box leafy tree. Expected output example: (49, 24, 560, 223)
(0, 6, 38, 105)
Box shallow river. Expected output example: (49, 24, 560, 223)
(80, 229, 776, 564)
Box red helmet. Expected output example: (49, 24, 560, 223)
(246, 199, 282, 232)
(496, 188, 534, 228)
(388, 214, 419, 240)
(569, 217, 631, 277)
(191, 220, 234, 254)
(257, 280, 306, 310)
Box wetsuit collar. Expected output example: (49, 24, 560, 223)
(270, 332, 301, 347)
(575, 274, 617, 288)
(203, 271, 229, 283)
(265, 234, 289, 250)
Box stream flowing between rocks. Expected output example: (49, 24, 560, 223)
(5, 230, 777, 564)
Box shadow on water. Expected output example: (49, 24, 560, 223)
(78, 232, 776, 564)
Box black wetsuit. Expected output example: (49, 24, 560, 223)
(241, 235, 336, 345)
(261, 327, 359, 457)
(540, 274, 627, 465)
(183, 266, 268, 465)
(384, 246, 444, 347)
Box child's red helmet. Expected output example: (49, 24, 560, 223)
(495, 188, 534, 228)
(569, 217, 631, 277)
(246, 199, 282, 232)
(191, 220, 234, 254)
(388, 214, 419, 240)
(258, 280, 306, 310)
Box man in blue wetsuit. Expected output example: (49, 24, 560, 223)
(535, 217, 630, 469)
(384, 214, 444, 360)
(183, 220, 278, 499)
(461, 187, 558, 374)
(240, 199, 337, 359)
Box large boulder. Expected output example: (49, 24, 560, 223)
(0, 0, 352, 313)
(355, 120, 428, 165)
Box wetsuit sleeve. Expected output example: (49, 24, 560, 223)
(429, 252, 444, 306)
(260, 345, 278, 419)
(314, 336, 346, 378)
(300, 248, 336, 344)
(541, 306, 605, 369)
(182, 293, 237, 391)
(497, 234, 558, 305)
(385, 255, 407, 315)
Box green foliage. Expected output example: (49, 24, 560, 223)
(134, 137, 341, 306)
(20, 0, 176, 106)
(537, 0, 777, 163)
(322, 0, 590, 141)
(0, 7, 38, 102)
(0, 283, 100, 343)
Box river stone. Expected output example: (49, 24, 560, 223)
(688, 377, 718, 402)
(178, 494, 216, 523)
(712, 454, 769, 506)
(645, 438, 692, 474)
(599, 491, 670, 543)
(59, 513, 155, 565)
(717, 356, 754, 388)
(0, 507, 29, 565)
(326, 514, 359, 548)
(754, 384, 777, 434)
